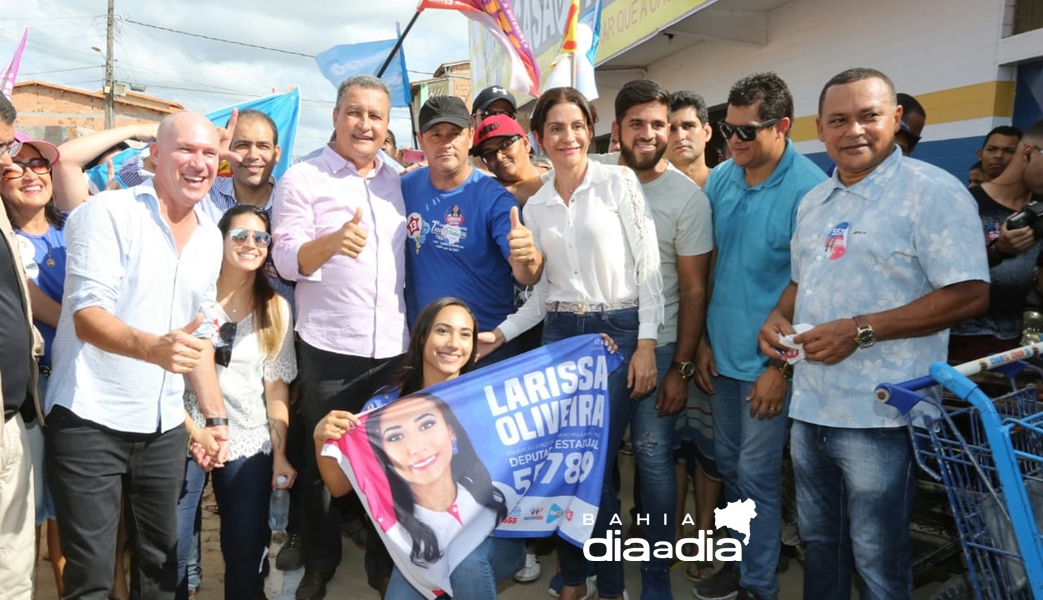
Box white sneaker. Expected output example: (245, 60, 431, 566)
(514, 548, 541, 583)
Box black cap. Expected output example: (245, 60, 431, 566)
(419, 96, 471, 133)
(473, 86, 516, 114)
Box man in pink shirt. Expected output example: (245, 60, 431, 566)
(271, 74, 407, 600)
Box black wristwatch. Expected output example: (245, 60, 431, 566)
(671, 360, 695, 380)
(767, 358, 794, 380)
(853, 315, 876, 349)
(205, 417, 229, 427)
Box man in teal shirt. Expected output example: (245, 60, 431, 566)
(694, 72, 826, 600)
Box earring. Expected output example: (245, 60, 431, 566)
(452, 438, 459, 455)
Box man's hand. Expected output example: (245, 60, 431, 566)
(655, 369, 687, 416)
(476, 329, 506, 362)
(147, 314, 208, 374)
(216, 108, 241, 166)
(995, 215, 1037, 256)
(758, 309, 796, 359)
(747, 368, 787, 420)
(628, 340, 658, 399)
(104, 158, 121, 191)
(793, 318, 858, 365)
(332, 207, 368, 258)
(206, 424, 231, 466)
(694, 336, 717, 395)
(507, 207, 538, 266)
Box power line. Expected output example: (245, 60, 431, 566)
(122, 19, 313, 58)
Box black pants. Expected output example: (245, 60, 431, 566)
(45, 405, 186, 600)
(297, 341, 399, 573)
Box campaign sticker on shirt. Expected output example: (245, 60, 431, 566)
(14, 234, 39, 280)
(823, 222, 849, 260)
(407, 212, 429, 254)
(444, 205, 465, 227)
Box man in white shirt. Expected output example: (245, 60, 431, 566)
(45, 111, 228, 600)
(596, 79, 713, 600)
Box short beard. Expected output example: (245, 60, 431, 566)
(620, 139, 666, 172)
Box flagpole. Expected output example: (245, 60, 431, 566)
(377, 8, 422, 78)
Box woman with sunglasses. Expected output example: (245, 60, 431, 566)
(176, 204, 297, 600)
(480, 87, 665, 600)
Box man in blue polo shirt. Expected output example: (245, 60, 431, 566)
(401, 96, 541, 362)
(694, 72, 826, 600)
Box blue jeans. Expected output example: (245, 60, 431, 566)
(385, 536, 524, 599)
(543, 307, 640, 598)
(790, 421, 916, 600)
(176, 453, 273, 600)
(631, 343, 680, 574)
(709, 375, 791, 600)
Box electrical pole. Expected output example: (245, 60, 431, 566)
(104, 0, 115, 129)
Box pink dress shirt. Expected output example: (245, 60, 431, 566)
(271, 145, 408, 358)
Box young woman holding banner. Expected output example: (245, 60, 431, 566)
(315, 297, 524, 599)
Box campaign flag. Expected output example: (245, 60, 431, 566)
(419, 0, 540, 98)
(314, 39, 412, 108)
(1, 27, 28, 99)
(543, 0, 601, 100)
(85, 87, 301, 191)
(322, 334, 621, 599)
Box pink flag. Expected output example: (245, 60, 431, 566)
(419, 0, 540, 98)
(0, 28, 28, 99)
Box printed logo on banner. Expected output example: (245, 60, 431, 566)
(582, 499, 757, 562)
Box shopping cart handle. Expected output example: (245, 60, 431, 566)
(874, 375, 936, 415)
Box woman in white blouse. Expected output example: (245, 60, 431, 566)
(176, 205, 297, 600)
(482, 86, 664, 600)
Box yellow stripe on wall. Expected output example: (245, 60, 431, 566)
(790, 81, 1016, 143)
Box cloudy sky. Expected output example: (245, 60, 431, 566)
(1, 0, 471, 157)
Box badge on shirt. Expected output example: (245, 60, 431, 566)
(823, 222, 849, 260)
(407, 212, 430, 254)
(14, 234, 39, 280)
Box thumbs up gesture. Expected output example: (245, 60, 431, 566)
(336, 207, 369, 259)
(506, 206, 543, 285)
(149, 313, 210, 374)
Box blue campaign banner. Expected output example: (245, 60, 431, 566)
(321, 334, 621, 599)
(314, 38, 411, 108)
(85, 88, 302, 189)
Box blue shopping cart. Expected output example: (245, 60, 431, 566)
(876, 345, 1043, 599)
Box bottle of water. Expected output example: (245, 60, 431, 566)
(269, 475, 290, 541)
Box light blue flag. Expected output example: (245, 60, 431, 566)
(86, 87, 302, 188)
(583, 0, 602, 64)
(205, 87, 301, 180)
(314, 39, 411, 108)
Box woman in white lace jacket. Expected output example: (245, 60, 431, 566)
(482, 86, 665, 600)
(176, 204, 297, 600)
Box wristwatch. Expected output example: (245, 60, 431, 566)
(853, 315, 876, 349)
(768, 358, 794, 380)
(205, 417, 230, 427)
(671, 361, 695, 380)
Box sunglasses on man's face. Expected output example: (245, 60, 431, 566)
(214, 321, 237, 368)
(478, 108, 517, 121)
(228, 228, 272, 248)
(1, 157, 52, 181)
(718, 118, 780, 142)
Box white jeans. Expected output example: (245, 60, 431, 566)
(0, 413, 36, 599)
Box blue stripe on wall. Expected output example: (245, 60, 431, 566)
(804, 136, 986, 185)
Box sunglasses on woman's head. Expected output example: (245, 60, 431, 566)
(717, 118, 780, 142)
(228, 228, 272, 248)
(214, 321, 237, 367)
(1, 158, 52, 181)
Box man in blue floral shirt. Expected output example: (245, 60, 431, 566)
(759, 68, 989, 600)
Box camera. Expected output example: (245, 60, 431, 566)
(1007, 200, 1043, 237)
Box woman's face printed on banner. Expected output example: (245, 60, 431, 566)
(378, 397, 458, 489)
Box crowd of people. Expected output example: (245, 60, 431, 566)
(0, 60, 1041, 600)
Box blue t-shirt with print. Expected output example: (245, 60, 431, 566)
(15, 224, 67, 366)
(401, 167, 517, 332)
